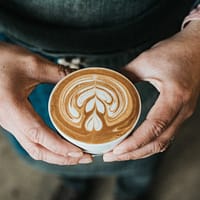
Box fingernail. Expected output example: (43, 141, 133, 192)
(78, 158, 92, 164)
(68, 152, 83, 158)
(103, 155, 115, 162)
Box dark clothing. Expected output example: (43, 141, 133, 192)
(0, 0, 197, 55)
(0, 1, 199, 199)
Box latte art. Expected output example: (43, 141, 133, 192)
(62, 77, 129, 132)
(50, 68, 140, 144)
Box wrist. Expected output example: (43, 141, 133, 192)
(180, 4, 200, 48)
(176, 19, 200, 52)
(182, 4, 200, 29)
(181, 21, 200, 91)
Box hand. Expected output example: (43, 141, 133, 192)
(103, 21, 200, 162)
(0, 42, 92, 165)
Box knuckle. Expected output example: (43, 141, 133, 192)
(149, 119, 168, 137)
(153, 140, 167, 153)
(28, 127, 43, 144)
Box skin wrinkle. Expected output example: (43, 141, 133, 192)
(146, 118, 168, 137)
(112, 95, 181, 156)
(108, 101, 188, 161)
(28, 127, 41, 144)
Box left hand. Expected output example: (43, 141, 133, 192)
(103, 21, 200, 162)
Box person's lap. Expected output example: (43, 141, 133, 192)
(0, 33, 161, 198)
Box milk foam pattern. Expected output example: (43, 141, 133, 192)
(59, 75, 129, 133)
(50, 68, 140, 144)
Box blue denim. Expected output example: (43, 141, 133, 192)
(0, 33, 161, 199)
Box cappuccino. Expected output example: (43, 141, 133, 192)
(49, 67, 141, 153)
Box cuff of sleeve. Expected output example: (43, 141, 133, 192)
(181, 4, 200, 30)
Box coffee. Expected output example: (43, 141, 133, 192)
(49, 67, 140, 146)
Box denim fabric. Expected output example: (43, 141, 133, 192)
(0, 33, 162, 198)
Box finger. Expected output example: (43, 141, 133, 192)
(106, 130, 176, 162)
(13, 130, 93, 165)
(104, 106, 187, 162)
(17, 136, 80, 165)
(104, 125, 176, 162)
(7, 99, 85, 158)
(133, 105, 190, 158)
(112, 89, 182, 155)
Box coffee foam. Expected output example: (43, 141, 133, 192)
(50, 68, 140, 144)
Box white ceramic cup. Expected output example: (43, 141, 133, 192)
(48, 68, 141, 155)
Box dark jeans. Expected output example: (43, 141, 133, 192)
(0, 33, 161, 200)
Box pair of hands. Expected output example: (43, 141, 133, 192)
(0, 21, 199, 165)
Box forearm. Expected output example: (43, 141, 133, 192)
(180, 20, 200, 49)
(170, 20, 200, 93)
(181, 20, 200, 93)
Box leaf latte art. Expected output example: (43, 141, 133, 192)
(50, 68, 140, 144)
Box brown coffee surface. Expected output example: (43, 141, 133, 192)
(50, 68, 140, 144)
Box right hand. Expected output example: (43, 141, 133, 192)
(0, 42, 92, 165)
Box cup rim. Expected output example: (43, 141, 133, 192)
(48, 67, 141, 146)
